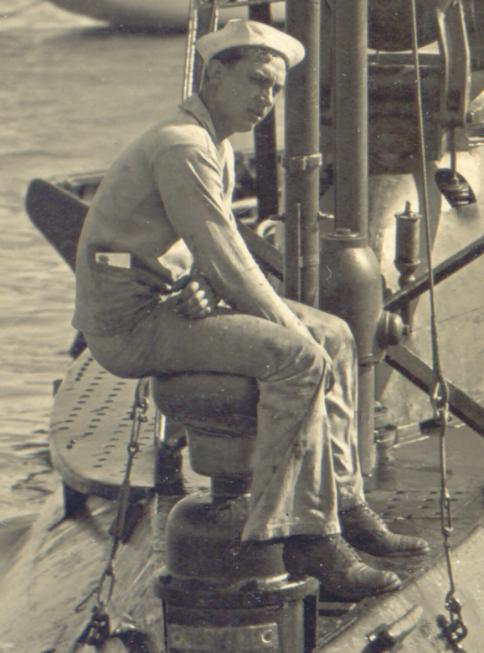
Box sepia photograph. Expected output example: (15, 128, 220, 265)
(0, 1, 483, 651)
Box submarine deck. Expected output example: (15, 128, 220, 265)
(44, 350, 484, 651)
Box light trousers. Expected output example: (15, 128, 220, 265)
(87, 299, 365, 541)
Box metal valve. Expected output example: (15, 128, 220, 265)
(377, 310, 406, 348)
(394, 202, 421, 328)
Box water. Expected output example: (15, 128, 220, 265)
(0, 1, 187, 519)
(1, 1, 482, 523)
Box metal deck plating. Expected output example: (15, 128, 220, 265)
(50, 350, 159, 500)
(48, 348, 484, 649)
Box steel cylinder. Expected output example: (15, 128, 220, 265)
(319, 230, 384, 474)
(320, 231, 383, 363)
(157, 493, 319, 653)
(395, 202, 421, 286)
(394, 202, 421, 328)
(160, 585, 318, 653)
(325, 0, 378, 475)
(284, 0, 321, 305)
(163, 493, 286, 582)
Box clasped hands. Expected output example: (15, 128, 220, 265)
(168, 272, 218, 319)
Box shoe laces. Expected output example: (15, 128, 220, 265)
(346, 503, 387, 529)
(328, 534, 362, 565)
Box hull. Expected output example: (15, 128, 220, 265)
(5, 1, 483, 648)
(49, 0, 285, 30)
(1, 368, 483, 651)
(9, 153, 483, 650)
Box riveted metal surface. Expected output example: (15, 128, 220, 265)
(167, 623, 279, 652)
(49, 349, 158, 499)
(375, 487, 477, 522)
(314, 426, 484, 649)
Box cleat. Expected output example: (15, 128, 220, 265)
(340, 503, 430, 558)
(283, 534, 401, 601)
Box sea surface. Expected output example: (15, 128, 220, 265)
(1, 1, 483, 526)
(0, 0, 191, 520)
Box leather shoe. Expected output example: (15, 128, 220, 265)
(283, 534, 401, 601)
(340, 503, 430, 558)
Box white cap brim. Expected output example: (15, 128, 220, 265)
(196, 19, 305, 69)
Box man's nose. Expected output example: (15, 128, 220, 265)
(258, 87, 274, 107)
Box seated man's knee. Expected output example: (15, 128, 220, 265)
(263, 334, 327, 385)
(295, 341, 329, 388)
(338, 317, 355, 347)
(323, 315, 356, 358)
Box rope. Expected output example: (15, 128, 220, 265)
(409, 1, 468, 649)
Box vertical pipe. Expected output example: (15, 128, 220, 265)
(193, 1, 219, 92)
(249, 2, 279, 222)
(284, 0, 321, 305)
(325, 0, 381, 473)
(333, 0, 368, 237)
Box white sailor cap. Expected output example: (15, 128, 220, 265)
(196, 19, 305, 69)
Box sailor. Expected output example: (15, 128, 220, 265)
(73, 19, 429, 600)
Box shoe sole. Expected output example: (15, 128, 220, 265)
(357, 546, 431, 559)
(319, 577, 402, 601)
(287, 569, 402, 602)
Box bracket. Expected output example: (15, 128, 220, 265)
(385, 344, 484, 435)
(283, 152, 322, 174)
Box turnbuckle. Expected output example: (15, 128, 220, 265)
(130, 378, 150, 420)
(95, 564, 115, 608)
(431, 379, 450, 420)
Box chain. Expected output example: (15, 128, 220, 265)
(73, 378, 150, 650)
(409, 1, 468, 649)
(434, 388, 468, 651)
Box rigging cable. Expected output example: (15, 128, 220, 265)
(71, 378, 150, 651)
(409, 0, 468, 650)
(182, 0, 199, 101)
(183, 0, 220, 100)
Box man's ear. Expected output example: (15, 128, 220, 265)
(205, 59, 225, 82)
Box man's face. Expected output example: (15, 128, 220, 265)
(212, 48, 287, 134)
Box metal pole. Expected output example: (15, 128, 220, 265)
(248, 3, 279, 222)
(333, 0, 368, 236)
(193, 1, 219, 92)
(284, 0, 321, 305)
(386, 344, 484, 436)
(386, 234, 484, 313)
(320, 0, 385, 473)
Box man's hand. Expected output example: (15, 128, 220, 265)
(172, 273, 218, 319)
